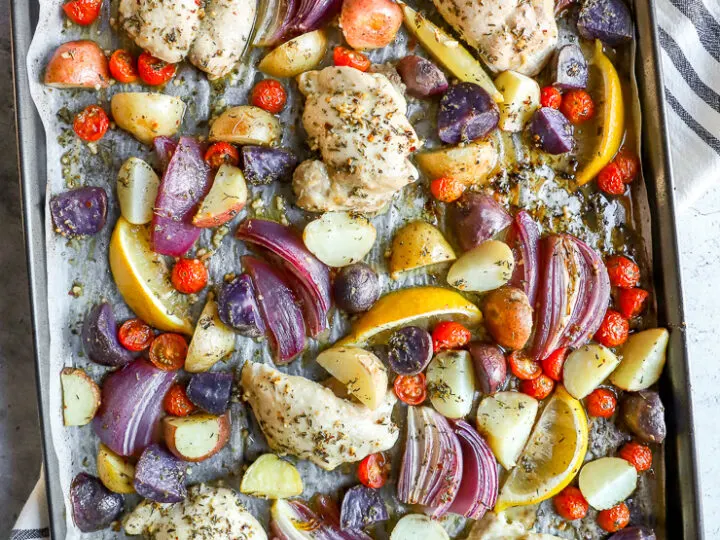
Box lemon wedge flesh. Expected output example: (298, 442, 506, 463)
(495, 386, 589, 512)
(109, 217, 193, 334)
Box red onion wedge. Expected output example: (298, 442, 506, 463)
(290, 0, 343, 37)
(92, 358, 176, 457)
(531, 234, 610, 361)
(243, 255, 306, 364)
(449, 420, 498, 520)
(508, 211, 541, 308)
(254, 0, 299, 46)
(398, 406, 463, 518)
(236, 218, 331, 337)
(271, 499, 372, 540)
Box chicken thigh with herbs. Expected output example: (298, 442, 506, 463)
(293, 66, 421, 213)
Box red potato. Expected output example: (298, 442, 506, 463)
(193, 164, 248, 228)
(44, 40, 110, 89)
(163, 411, 231, 462)
(340, 0, 403, 50)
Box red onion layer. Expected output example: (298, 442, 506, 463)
(508, 211, 541, 308)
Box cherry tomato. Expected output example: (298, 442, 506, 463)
(109, 49, 138, 83)
(250, 79, 287, 114)
(333, 47, 371, 72)
(586, 388, 617, 418)
(560, 89, 595, 124)
(540, 86, 562, 109)
(597, 502, 630, 533)
(508, 350, 542, 380)
(137, 51, 176, 85)
(204, 142, 240, 169)
(605, 255, 641, 289)
(149, 333, 188, 371)
(431, 321, 472, 353)
(541, 347, 569, 382)
(615, 149, 640, 183)
(118, 318, 154, 352)
(357, 453, 390, 489)
(73, 105, 109, 142)
(597, 162, 626, 195)
(519, 373, 554, 400)
(393, 373, 427, 405)
(595, 310, 630, 348)
(617, 287, 649, 319)
(171, 258, 208, 294)
(430, 177, 465, 203)
(163, 383, 196, 417)
(62, 0, 101, 25)
(553, 486, 589, 521)
(618, 441, 653, 472)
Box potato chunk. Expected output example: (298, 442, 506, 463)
(111, 93, 186, 144)
(61, 367, 101, 426)
(610, 328, 669, 391)
(316, 346, 388, 410)
(240, 454, 303, 499)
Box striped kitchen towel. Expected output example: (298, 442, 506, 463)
(10, 469, 50, 540)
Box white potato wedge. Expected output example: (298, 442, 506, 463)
(303, 212, 377, 267)
(44, 40, 110, 89)
(391, 514, 450, 540)
(111, 93, 186, 145)
(579, 457, 637, 510)
(240, 454, 303, 499)
(563, 344, 620, 399)
(610, 328, 669, 391)
(390, 221, 456, 279)
(185, 298, 236, 373)
(61, 367, 101, 427)
(163, 412, 231, 462)
(447, 240, 514, 293)
(494, 70, 541, 132)
(116, 157, 160, 225)
(316, 346, 388, 410)
(415, 140, 499, 186)
(258, 30, 328, 78)
(475, 391, 539, 470)
(210, 105, 281, 146)
(97, 443, 136, 494)
(193, 164, 248, 228)
(426, 350, 476, 419)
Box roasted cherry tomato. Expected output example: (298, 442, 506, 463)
(553, 486, 589, 521)
(605, 255, 641, 289)
(163, 383, 196, 417)
(357, 453, 390, 489)
(519, 373, 554, 400)
(109, 49, 138, 83)
(432, 321, 471, 353)
(618, 441, 653, 472)
(541, 347, 569, 382)
(149, 333, 188, 371)
(171, 258, 208, 294)
(508, 350, 542, 380)
(597, 162, 626, 195)
(333, 46, 371, 72)
(204, 142, 240, 169)
(617, 287, 649, 319)
(118, 318, 154, 352)
(250, 79, 288, 114)
(615, 149, 640, 183)
(430, 177, 465, 203)
(560, 89, 595, 124)
(586, 388, 617, 418)
(138, 51, 176, 85)
(393, 373, 427, 405)
(73, 105, 109, 142)
(595, 309, 630, 348)
(540, 86, 562, 109)
(63, 0, 102, 25)
(597, 502, 630, 533)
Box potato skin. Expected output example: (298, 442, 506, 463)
(620, 391, 666, 444)
(44, 40, 109, 89)
(482, 286, 533, 350)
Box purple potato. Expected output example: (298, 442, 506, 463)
(186, 371, 234, 415)
(609, 528, 657, 540)
(396, 55, 449, 98)
(82, 303, 133, 367)
(620, 391, 666, 443)
(387, 326, 433, 375)
(530, 107, 575, 154)
(70, 472, 124, 532)
(218, 274, 266, 337)
(468, 342, 507, 394)
(134, 444, 187, 503)
(50, 186, 107, 237)
(450, 192, 513, 252)
(153, 136, 177, 171)
(553, 44, 588, 90)
(340, 485, 389, 531)
(437, 82, 499, 144)
(242, 146, 298, 185)
(578, 0, 633, 46)
(333, 263, 380, 314)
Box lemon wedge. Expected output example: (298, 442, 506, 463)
(336, 286, 482, 346)
(109, 217, 193, 334)
(495, 386, 589, 512)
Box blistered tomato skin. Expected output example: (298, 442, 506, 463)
(149, 333, 188, 371)
(393, 373, 427, 405)
(619, 441, 653, 472)
(250, 80, 288, 114)
(73, 105, 109, 142)
(615, 149, 640, 183)
(163, 384, 196, 417)
(137, 52, 176, 85)
(357, 453, 390, 489)
(519, 373, 554, 400)
(553, 486, 589, 520)
(540, 86, 562, 109)
(204, 142, 240, 169)
(598, 163, 626, 195)
(606, 256, 641, 289)
(333, 47, 371, 72)
(594, 309, 630, 347)
(586, 388, 617, 418)
(617, 287, 649, 319)
(432, 321, 472, 352)
(63, 0, 102, 25)
(541, 347, 569, 381)
(430, 177, 465, 203)
(560, 89, 595, 124)
(109, 50, 138, 83)
(118, 318, 154, 352)
(508, 350, 542, 380)
(171, 259, 208, 294)
(597, 502, 630, 533)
